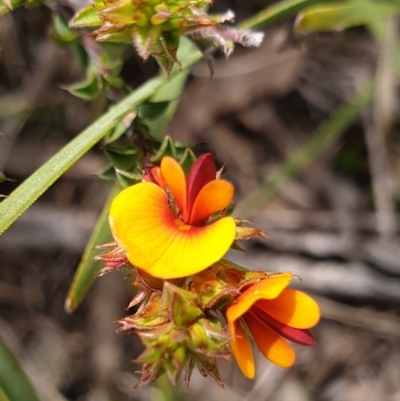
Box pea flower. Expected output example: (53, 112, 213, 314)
(226, 272, 320, 378)
(109, 153, 236, 279)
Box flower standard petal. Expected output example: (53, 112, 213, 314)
(227, 319, 255, 379)
(189, 179, 234, 225)
(160, 156, 187, 216)
(254, 289, 320, 329)
(226, 272, 293, 324)
(186, 153, 216, 218)
(109, 182, 236, 279)
(244, 312, 296, 368)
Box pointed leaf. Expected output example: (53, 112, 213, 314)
(62, 65, 102, 101)
(98, 164, 117, 180)
(295, 0, 398, 32)
(0, 337, 41, 401)
(69, 5, 103, 28)
(139, 101, 170, 121)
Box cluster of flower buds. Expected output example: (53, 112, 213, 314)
(69, 0, 264, 74)
(98, 153, 320, 388)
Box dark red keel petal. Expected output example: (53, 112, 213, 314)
(143, 166, 157, 183)
(186, 153, 216, 219)
(251, 308, 316, 346)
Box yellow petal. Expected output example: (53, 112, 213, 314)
(226, 272, 293, 324)
(109, 182, 236, 279)
(245, 313, 295, 368)
(189, 179, 234, 225)
(228, 319, 255, 379)
(254, 289, 320, 329)
(160, 156, 187, 217)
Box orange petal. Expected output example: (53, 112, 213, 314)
(254, 289, 320, 329)
(228, 319, 255, 379)
(109, 182, 236, 279)
(226, 272, 293, 324)
(151, 167, 167, 189)
(189, 179, 234, 225)
(245, 313, 295, 368)
(160, 156, 187, 217)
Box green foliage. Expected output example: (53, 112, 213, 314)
(296, 0, 400, 32)
(0, 337, 41, 401)
(63, 65, 102, 101)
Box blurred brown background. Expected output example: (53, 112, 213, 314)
(1, 1, 400, 400)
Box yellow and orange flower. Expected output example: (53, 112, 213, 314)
(109, 153, 236, 279)
(226, 272, 320, 378)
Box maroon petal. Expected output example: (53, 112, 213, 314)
(143, 166, 157, 184)
(251, 308, 316, 346)
(186, 153, 216, 216)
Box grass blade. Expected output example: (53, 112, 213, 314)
(0, 337, 41, 401)
(65, 182, 120, 313)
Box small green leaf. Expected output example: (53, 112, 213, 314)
(65, 183, 120, 313)
(295, 0, 398, 32)
(98, 164, 117, 180)
(0, 172, 6, 184)
(0, 336, 41, 401)
(139, 101, 170, 121)
(115, 168, 142, 187)
(69, 5, 102, 28)
(104, 121, 129, 144)
(62, 65, 102, 101)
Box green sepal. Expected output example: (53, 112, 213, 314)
(152, 32, 180, 75)
(69, 4, 103, 28)
(119, 293, 169, 330)
(98, 1, 135, 25)
(178, 148, 197, 175)
(235, 224, 268, 241)
(95, 27, 133, 43)
(150, 136, 178, 162)
(163, 282, 203, 328)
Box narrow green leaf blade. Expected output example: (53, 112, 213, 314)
(0, 337, 41, 401)
(65, 183, 120, 313)
(295, 0, 398, 32)
(240, 0, 347, 30)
